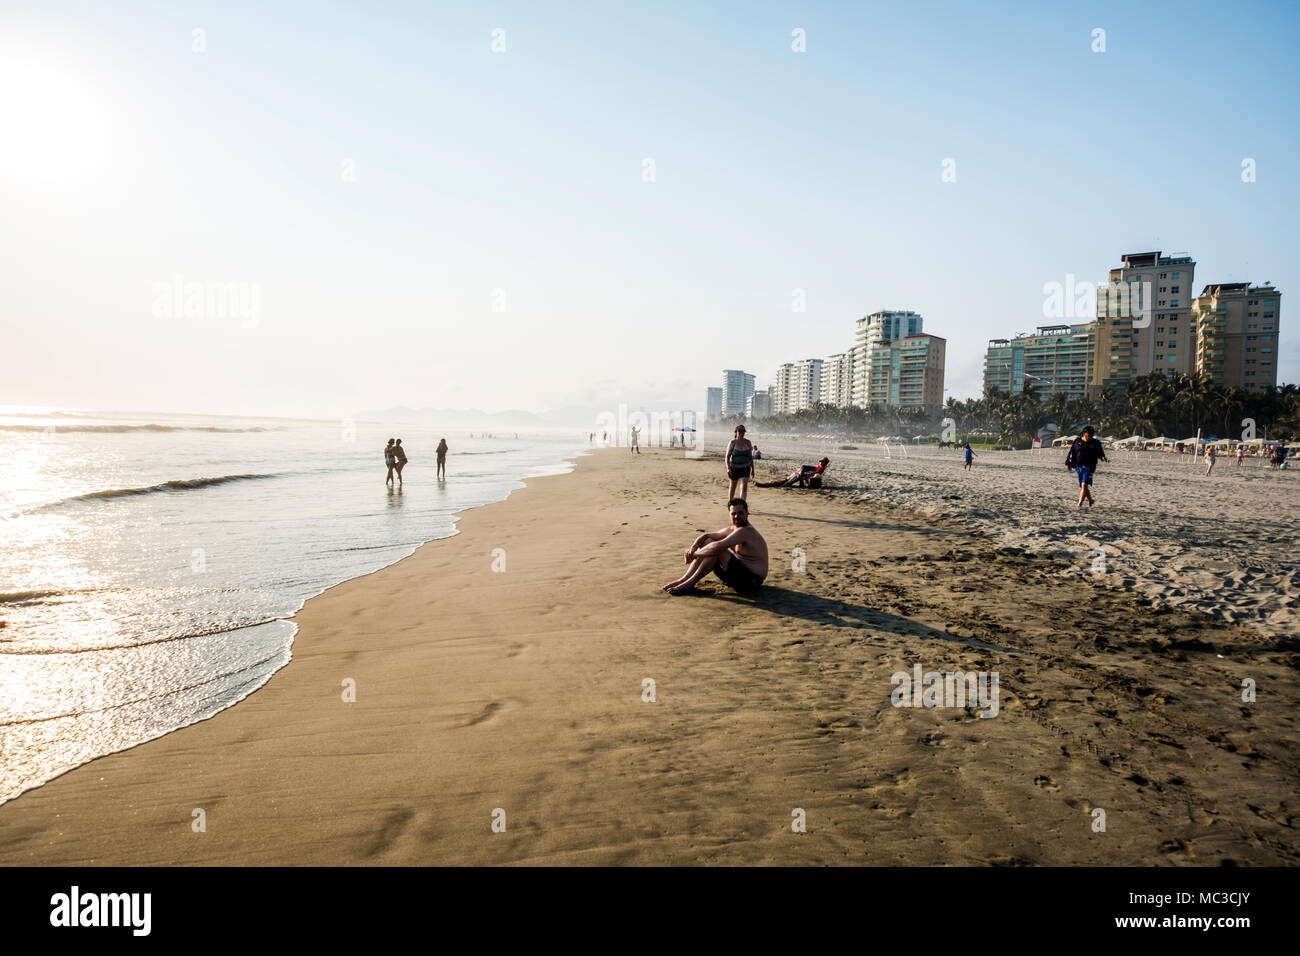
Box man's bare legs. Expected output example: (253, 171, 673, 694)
(662, 552, 722, 595)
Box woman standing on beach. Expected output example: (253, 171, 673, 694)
(725, 425, 754, 501)
(384, 438, 396, 486)
(436, 438, 448, 480)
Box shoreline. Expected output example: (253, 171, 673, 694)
(1, 448, 1296, 865)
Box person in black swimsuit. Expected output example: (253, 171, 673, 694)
(725, 425, 754, 501)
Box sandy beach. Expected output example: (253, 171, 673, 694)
(1, 446, 1297, 865)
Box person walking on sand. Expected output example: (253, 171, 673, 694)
(1237, 444, 1245, 468)
(1066, 425, 1109, 508)
(384, 438, 397, 487)
(392, 438, 408, 486)
(630, 426, 640, 454)
(725, 424, 754, 500)
(963, 442, 975, 470)
(661, 498, 768, 596)
(1204, 444, 1216, 476)
(436, 438, 448, 480)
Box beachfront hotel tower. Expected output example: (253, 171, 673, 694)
(867, 334, 946, 414)
(983, 324, 1095, 400)
(746, 389, 772, 419)
(1091, 251, 1197, 394)
(769, 359, 823, 415)
(720, 370, 755, 417)
(705, 387, 722, 421)
(854, 310, 924, 407)
(820, 351, 855, 408)
(1193, 283, 1282, 391)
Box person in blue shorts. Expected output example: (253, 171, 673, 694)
(1066, 426, 1109, 508)
(963, 443, 975, 470)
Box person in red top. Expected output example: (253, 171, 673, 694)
(771, 456, 829, 487)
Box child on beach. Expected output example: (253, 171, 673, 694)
(963, 443, 975, 470)
(1205, 445, 1216, 476)
(1066, 426, 1110, 508)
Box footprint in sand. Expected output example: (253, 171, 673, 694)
(1033, 775, 1061, 791)
(464, 700, 507, 727)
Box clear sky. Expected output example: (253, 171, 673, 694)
(2, 0, 1298, 420)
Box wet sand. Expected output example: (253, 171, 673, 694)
(2, 447, 1296, 865)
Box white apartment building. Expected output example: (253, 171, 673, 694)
(820, 351, 855, 408)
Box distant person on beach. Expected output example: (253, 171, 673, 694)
(963, 443, 975, 470)
(1066, 426, 1110, 508)
(630, 426, 640, 454)
(752, 446, 762, 461)
(1237, 445, 1245, 467)
(725, 425, 754, 500)
(384, 438, 396, 486)
(1205, 444, 1216, 476)
(662, 497, 768, 596)
(393, 439, 408, 486)
(436, 438, 448, 479)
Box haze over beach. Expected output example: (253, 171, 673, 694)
(2, 1, 1299, 923)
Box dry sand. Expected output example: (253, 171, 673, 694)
(1, 447, 1297, 865)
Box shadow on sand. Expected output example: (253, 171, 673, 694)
(682, 583, 1020, 655)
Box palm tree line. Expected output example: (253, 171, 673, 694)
(725, 374, 1300, 447)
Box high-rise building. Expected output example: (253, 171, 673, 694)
(720, 370, 755, 416)
(867, 334, 946, 413)
(849, 343, 868, 407)
(746, 390, 772, 419)
(820, 351, 855, 408)
(769, 359, 824, 414)
(787, 358, 823, 413)
(1193, 283, 1282, 391)
(769, 363, 794, 415)
(1092, 251, 1196, 393)
(854, 310, 924, 406)
(705, 387, 722, 421)
(983, 324, 1095, 400)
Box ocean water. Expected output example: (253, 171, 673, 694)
(0, 408, 586, 805)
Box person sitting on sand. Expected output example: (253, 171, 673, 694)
(662, 498, 768, 596)
(762, 457, 830, 488)
(393, 438, 408, 486)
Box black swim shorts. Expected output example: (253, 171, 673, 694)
(714, 554, 764, 594)
(728, 467, 750, 481)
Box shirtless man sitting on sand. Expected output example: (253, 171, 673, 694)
(662, 498, 769, 596)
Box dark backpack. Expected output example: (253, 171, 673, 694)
(808, 476, 822, 488)
(1065, 439, 1080, 469)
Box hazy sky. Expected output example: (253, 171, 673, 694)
(2, 0, 1298, 419)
